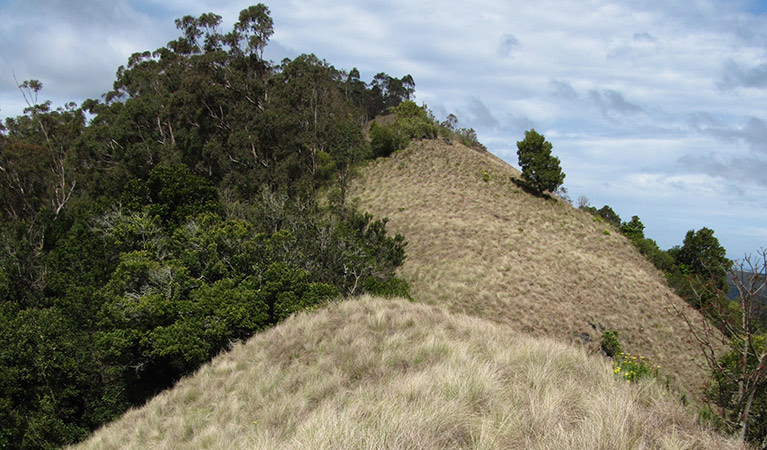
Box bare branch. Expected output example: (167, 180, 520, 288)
(673, 248, 767, 442)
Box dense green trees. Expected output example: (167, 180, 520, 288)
(515, 129, 565, 195)
(662, 227, 732, 315)
(0, 4, 417, 448)
(364, 73, 416, 120)
(674, 227, 732, 290)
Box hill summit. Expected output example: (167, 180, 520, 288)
(76, 296, 738, 449)
(349, 139, 714, 395)
(76, 139, 740, 449)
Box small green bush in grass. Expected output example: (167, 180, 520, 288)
(601, 330, 622, 357)
(611, 352, 660, 383)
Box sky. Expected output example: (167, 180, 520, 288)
(1, 0, 766, 260)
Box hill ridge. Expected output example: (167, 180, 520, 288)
(75, 296, 739, 449)
(75, 138, 738, 448)
(349, 138, 715, 395)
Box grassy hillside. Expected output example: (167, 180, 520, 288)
(75, 296, 739, 449)
(75, 138, 738, 448)
(348, 139, 717, 397)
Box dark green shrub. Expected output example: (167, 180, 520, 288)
(596, 205, 621, 228)
(601, 329, 622, 357)
(362, 276, 411, 299)
(457, 127, 483, 149)
(392, 100, 439, 140)
(369, 122, 401, 158)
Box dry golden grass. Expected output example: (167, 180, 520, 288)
(75, 139, 737, 448)
(75, 297, 740, 449)
(348, 139, 717, 398)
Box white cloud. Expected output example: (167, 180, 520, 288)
(1, 0, 766, 257)
(0, 0, 171, 106)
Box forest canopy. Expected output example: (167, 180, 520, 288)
(0, 4, 416, 448)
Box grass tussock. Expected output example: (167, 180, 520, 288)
(348, 140, 717, 397)
(75, 297, 740, 449)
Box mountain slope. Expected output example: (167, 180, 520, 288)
(74, 138, 738, 448)
(75, 296, 738, 449)
(348, 139, 715, 396)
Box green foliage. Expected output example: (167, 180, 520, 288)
(675, 227, 732, 291)
(596, 205, 621, 228)
(620, 215, 645, 241)
(369, 121, 402, 158)
(601, 330, 622, 357)
(262, 263, 338, 322)
(0, 3, 414, 447)
(435, 112, 486, 151)
(364, 73, 415, 119)
(636, 238, 675, 272)
(392, 100, 439, 140)
(581, 204, 621, 228)
(0, 306, 108, 448)
(611, 351, 660, 383)
(456, 127, 484, 150)
(681, 254, 767, 444)
(361, 277, 411, 299)
(95, 253, 336, 395)
(368, 101, 442, 157)
(0, 267, 9, 301)
(603, 332, 660, 385)
(88, 199, 405, 416)
(706, 335, 767, 443)
(0, 140, 50, 220)
(516, 129, 565, 195)
(698, 405, 728, 431)
(618, 215, 675, 272)
(327, 209, 408, 295)
(657, 228, 733, 327)
(132, 165, 220, 225)
(1, 91, 84, 222)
